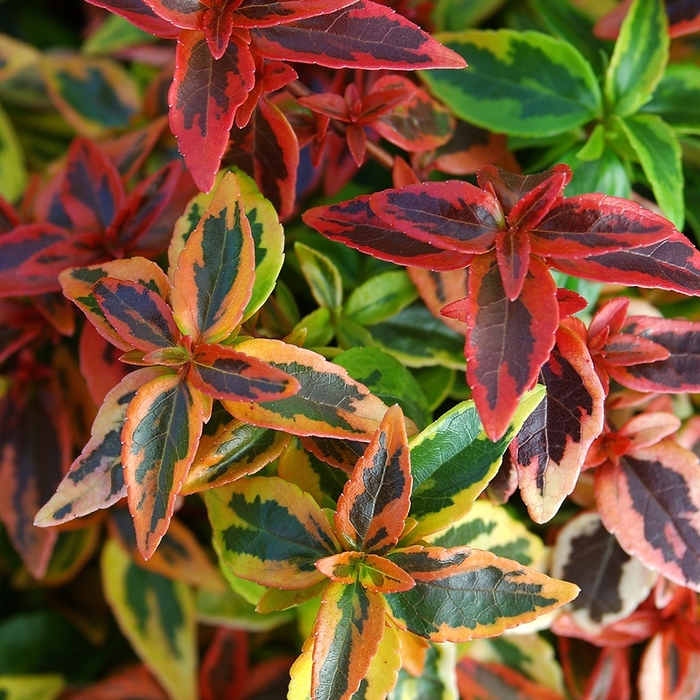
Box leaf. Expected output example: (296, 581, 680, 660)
(595, 439, 700, 590)
(509, 322, 605, 523)
(0, 102, 27, 202)
(84, 0, 179, 37)
(312, 580, 386, 700)
(199, 628, 247, 700)
(295, 242, 343, 313)
(350, 624, 401, 700)
(101, 538, 197, 700)
(389, 641, 457, 700)
(615, 113, 684, 228)
(169, 31, 256, 192)
(122, 371, 209, 559)
(335, 404, 411, 554)
(550, 511, 656, 633)
(604, 0, 668, 118)
(343, 271, 418, 327)
(183, 420, 290, 494)
(251, 0, 466, 70)
(205, 476, 340, 589)
(464, 253, 558, 442)
(384, 546, 579, 642)
(407, 387, 544, 539)
(58, 664, 169, 699)
(223, 338, 391, 440)
(34, 367, 167, 528)
(642, 62, 700, 133)
(0, 675, 65, 700)
(456, 659, 566, 700)
(422, 29, 601, 137)
(171, 171, 255, 344)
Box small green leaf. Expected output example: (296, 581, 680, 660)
(197, 585, 294, 631)
(642, 63, 700, 133)
(616, 113, 684, 228)
(413, 366, 455, 411)
(344, 271, 418, 326)
(293, 307, 336, 348)
(0, 102, 27, 202)
(575, 123, 605, 161)
(0, 675, 64, 700)
(295, 242, 343, 313)
(562, 146, 631, 198)
(422, 29, 601, 137)
(604, 0, 668, 117)
(433, 0, 506, 31)
(82, 13, 158, 55)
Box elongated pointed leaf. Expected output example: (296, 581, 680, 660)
(223, 338, 392, 440)
(84, 0, 179, 37)
(642, 63, 700, 133)
(465, 253, 558, 442)
(251, 0, 466, 70)
(335, 404, 411, 554)
(550, 511, 656, 633)
(170, 31, 256, 192)
(312, 580, 386, 700)
(171, 172, 255, 343)
(595, 440, 700, 590)
(205, 476, 340, 589)
(34, 367, 168, 528)
(232, 0, 357, 27)
(422, 29, 601, 137)
(407, 387, 545, 539)
(123, 372, 209, 559)
(303, 195, 473, 271)
(510, 323, 604, 523)
(385, 545, 578, 641)
(101, 538, 197, 700)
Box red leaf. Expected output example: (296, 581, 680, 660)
(200, 628, 248, 700)
(85, 0, 180, 38)
(144, 0, 200, 28)
(495, 227, 530, 301)
(232, 0, 358, 28)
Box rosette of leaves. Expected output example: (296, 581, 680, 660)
(206, 397, 579, 700)
(34, 171, 394, 559)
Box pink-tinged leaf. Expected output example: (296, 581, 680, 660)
(598, 333, 670, 367)
(506, 167, 570, 232)
(189, 343, 300, 401)
(85, 0, 180, 37)
(618, 411, 681, 451)
(222, 338, 392, 440)
(0, 378, 71, 578)
(639, 628, 700, 700)
(0, 224, 101, 297)
(548, 231, 700, 296)
(60, 257, 172, 353)
(93, 278, 181, 352)
(595, 439, 700, 590)
(303, 195, 474, 271)
(233, 0, 357, 27)
(495, 228, 530, 301)
(34, 368, 167, 528)
(60, 664, 170, 700)
(199, 628, 248, 700)
(170, 30, 256, 192)
(203, 6, 234, 59)
(511, 323, 605, 523)
(465, 253, 559, 442)
(79, 322, 132, 405)
(171, 171, 255, 343)
(123, 371, 209, 559)
(0, 194, 20, 232)
(369, 180, 503, 254)
(531, 194, 675, 259)
(0, 300, 45, 365)
(62, 138, 125, 233)
(251, 0, 467, 69)
(335, 404, 411, 554)
(143, 0, 199, 28)
(312, 580, 386, 700)
(607, 316, 700, 393)
(408, 267, 468, 335)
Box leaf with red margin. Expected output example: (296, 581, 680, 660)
(60, 664, 169, 700)
(639, 626, 700, 700)
(0, 300, 45, 365)
(61, 138, 125, 233)
(79, 323, 131, 406)
(407, 268, 468, 335)
(495, 227, 530, 301)
(384, 545, 579, 641)
(93, 278, 181, 352)
(302, 195, 474, 271)
(223, 338, 394, 440)
(531, 194, 675, 258)
(510, 322, 605, 523)
(60, 257, 172, 353)
(506, 166, 570, 232)
(0, 376, 71, 578)
(232, 0, 357, 27)
(316, 551, 415, 593)
(34, 367, 168, 529)
(595, 439, 700, 590)
(143, 0, 199, 28)
(606, 316, 700, 393)
(170, 30, 256, 192)
(312, 580, 386, 700)
(369, 180, 503, 254)
(334, 404, 411, 554)
(188, 343, 299, 401)
(594, 0, 700, 39)
(123, 371, 210, 559)
(251, 0, 466, 70)
(548, 231, 700, 296)
(199, 628, 248, 700)
(171, 171, 255, 343)
(461, 253, 558, 442)
(84, 0, 179, 38)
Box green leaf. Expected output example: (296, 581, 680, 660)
(422, 29, 601, 137)
(0, 675, 64, 700)
(101, 538, 197, 700)
(412, 366, 455, 412)
(407, 387, 544, 539)
(616, 113, 684, 227)
(294, 307, 336, 348)
(389, 642, 457, 700)
(344, 271, 418, 326)
(197, 585, 294, 631)
(334, 347, 432, 431)
(432, 0, 506, 31)
(295, 242, 343, 313)
(642, 63, 700, 134)
(81, 13, 158, 55)
(574, 122, 605, 161)
(604, 0, 668, 117)
(0, 102, 27, 202)
(562, 145, 631, 198)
